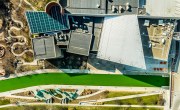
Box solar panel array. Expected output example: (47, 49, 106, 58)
(26, 9, 69, 34)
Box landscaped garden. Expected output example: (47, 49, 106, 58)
(0, 105, 163, 110)
(0, 73, 169, 92)
(104, 94, 164, 105)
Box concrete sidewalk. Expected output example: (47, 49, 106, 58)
(0, 102, 164, 109)
(85, 91, 162, 103)
(0, 85, 163, 97)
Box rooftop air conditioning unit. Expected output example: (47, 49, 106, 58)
(138, 8, 146, 15)
(96, 4, 100, 8)
(125, 3, 130, 11)
(112, 5, 115, 13)
(119, 5, 123, 13)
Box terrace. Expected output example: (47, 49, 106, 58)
(139, 18, 176, 60)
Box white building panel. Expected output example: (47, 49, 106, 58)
(97, 15, 146, 69)
(145, 0, 180, 17)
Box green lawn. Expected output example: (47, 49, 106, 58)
(0, 73, 169, 92)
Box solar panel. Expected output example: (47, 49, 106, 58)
(26, 8, 69, 34)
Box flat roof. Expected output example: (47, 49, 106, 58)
(97, 15, 146, 69)
(107, 0, 139, 14)
(91, 17, 104, 51)
(67, 32, 92, 56)
(26, 10, 69, 34)
(65, 0, 106, 15)
(145, 0, 180, 17)
(138, 18, 175, 60)
(63, 0, 140, 15)
(32, 36, 63, 59)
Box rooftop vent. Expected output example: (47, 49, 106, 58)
(138, 8, 146, 15)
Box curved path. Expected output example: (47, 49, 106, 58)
(23, 0, 36, 11)
(15, 0, 36, 11)
(9, 12, 33, 57)
(8, 1, 36, 64)
(15, 0, 23, 11)
(9, 16, 37, 65)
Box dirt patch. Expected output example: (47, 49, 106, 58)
(13, 44, 24, 54)
(13, 91, 34, 97)
(71, 91, 107, 104)
(80, 89, 98, 96)
(1, 97, 40, 104)
(22, 51, 34, 62)
(0, 19, 3, 29)
(17, 65, 43, 73)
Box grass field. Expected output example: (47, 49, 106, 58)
(0, 99, 10, 106)
(106, 91, 145, 98)
(0, 73, 169, 92)
(105, 95, 164, 105)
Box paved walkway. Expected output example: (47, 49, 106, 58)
(9, 11, 33, 57)
(5, 95, 36, 100)
(15, 0, 36, 11)
(84, 91, 162, 103)
(15, 0, 22, 11)
(0, 85, 163, 97)
(0, 103, 164, 109)
(8, 0, 38, 66)
(77, 90, 106, 100)
(0, 69, 61, 80)
(172, 73, 180, 110)
(23, 0, 36, 11)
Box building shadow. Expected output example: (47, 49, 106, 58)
(125, 75, 169, 87)
(59, 0, 67, 8)
(139, 0, 146, 8)
(64, 73, 88, 77)
(137, 17, 154, 70)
